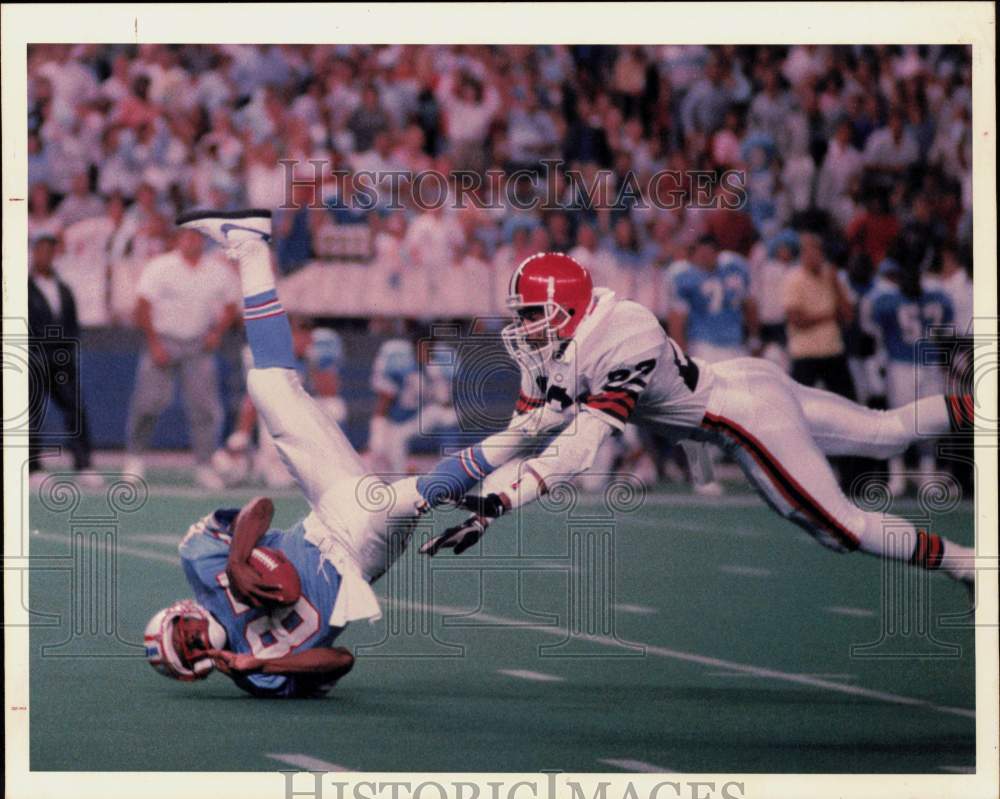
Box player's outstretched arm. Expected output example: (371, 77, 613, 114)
(477, 410, 613, 515)
(226, 496, 285, 608)
(209, 646, 355, 680)
(414, 405, 566, 509)
(421, 412, 613, 556)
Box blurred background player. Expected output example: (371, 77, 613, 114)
(667, 233, 760, 495)
(367, 334, 458, 475)
(212, 317, 347, 487)
(864, 258, 955, 496)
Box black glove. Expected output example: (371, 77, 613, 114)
(420, 515, 490, 556)
(459, 493, 509, 519)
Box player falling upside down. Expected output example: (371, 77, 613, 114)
(145, 210, 439, 697)
(415, 252, 976, 594)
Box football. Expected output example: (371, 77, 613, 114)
(248, 547, 302, 607)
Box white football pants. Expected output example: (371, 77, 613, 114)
(696, 358, 951, 556)
(246, 368, 418, 587)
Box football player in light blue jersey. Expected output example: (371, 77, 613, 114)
(666, 234, 761, 496)
(145, 210, 459, 697)
(165, 502, 351, 698)
(864, 259, 955, 495)
(368, 338, 459, 474)
(667, 234, 761, 364)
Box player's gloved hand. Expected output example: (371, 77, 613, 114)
(458, 493, 510, 519)
(420, 515, 490, 556)
(226, 560, 284, 609)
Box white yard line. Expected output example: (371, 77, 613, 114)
(267, 753, 349, 772)
(497, 669, 565, 683)
(708, 671, 856, 680)
(613, 603, 659, 615)
(38, 530, 975, 721)
(938, 765, 975, 774)
(31, 531, 179, 565)
(718, 564, 772, 577)
(599, 758, 675, 773)
(391, 599, 975, 720)
(825, 606, 877, 619)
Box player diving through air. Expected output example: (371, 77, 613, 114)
(145, 210, 451, 697)
(416, 252, 976, 595)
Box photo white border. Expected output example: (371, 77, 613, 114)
(3, 3, 997, 798)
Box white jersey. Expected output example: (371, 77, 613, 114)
(513, 289, 714, 443)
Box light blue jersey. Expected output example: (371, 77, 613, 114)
(178, 511, 344, 698)
(869, 285, 954, 364)
(306, 327, 344, 375)
(669, 252, 750, 348)
(371, 338, 420, 423)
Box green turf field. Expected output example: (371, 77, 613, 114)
(27, 482, 976, 773)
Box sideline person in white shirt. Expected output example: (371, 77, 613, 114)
(124, 228, 238, 487)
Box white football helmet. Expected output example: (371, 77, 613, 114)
(144, 599, 227, 681)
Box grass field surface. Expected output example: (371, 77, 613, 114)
(27, 482, 975, 773)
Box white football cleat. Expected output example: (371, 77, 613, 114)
(195, 464, 226, 492)
(121, 456, 146, 484)
(886, 473, 907, 498)
(176, 209, 272, 246)
(693, 480, 724, 497)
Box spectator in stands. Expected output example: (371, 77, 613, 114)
(57, 171, 105, 227)
(704, 180, 757, 257)
(897, 192, 946, 274)
(274, 182, 318, 274)
(863, 107, 920, 181)
(816, 117, 864, 218)
(783, 231, 856, 394)
(124, 228, 238, 488)
(435, 68, 500, 171)
(28, 182, 61, 244)
(681, 53, 746, 140)
(28, 235, 101, 487)
(568, 222, 618, 292)
(847, 189, 901, 267)
(347, 84, 391, 153)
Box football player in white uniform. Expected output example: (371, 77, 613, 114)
(416, 253, 976, 591)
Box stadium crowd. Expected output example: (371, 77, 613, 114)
(27, 44, 975, 491)
(28, 43, 972, 322)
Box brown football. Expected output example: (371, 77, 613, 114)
(248, 546, 302, 606)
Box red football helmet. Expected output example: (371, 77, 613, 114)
(502, 252, 595, 366)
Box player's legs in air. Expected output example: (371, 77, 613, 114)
(699, 358, 975, 588)
(176, 210, 421, 581)
(178, 210, 366, 499)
